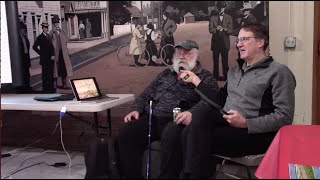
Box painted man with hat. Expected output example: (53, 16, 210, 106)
(50, 15, 73, 89)
(33, 20, 56, 93)
(209, 1, 233, 81)
(240, 2, 258, 27)
(16, 21, 32, 93)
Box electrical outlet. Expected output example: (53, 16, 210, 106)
(284, 36, 296, 48)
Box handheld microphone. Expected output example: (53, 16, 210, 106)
(178, 67, 189, 80)
(149, 93, 159, 104)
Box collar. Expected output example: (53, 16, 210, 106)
(237, 56, 273, 69)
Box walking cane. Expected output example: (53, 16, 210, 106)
(146, 99, 153, 179)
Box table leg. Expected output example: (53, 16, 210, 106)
(107, 109, 111, 136)
(93, 112, 99, 135)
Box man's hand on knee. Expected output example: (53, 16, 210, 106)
(124, 111, 140, 123)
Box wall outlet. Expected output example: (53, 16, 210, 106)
(284, 36, 296, 48)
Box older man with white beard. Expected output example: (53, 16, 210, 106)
(172, 41, 198, 77)
(117, 40, 219, 179)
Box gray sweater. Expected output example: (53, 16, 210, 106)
(195, 56, 296, 134)
(130, 62, 219, 117)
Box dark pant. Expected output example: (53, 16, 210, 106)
(159, 121, 186, 179)
(117, 115, 171, 178)
(42, 61, 55, 93)
(16, 54, 31, 93)
(159, 37, 175, 62)
(212, 47, 229, 81)
(58, 50, 67, 78)
(184, 110, 276, 178)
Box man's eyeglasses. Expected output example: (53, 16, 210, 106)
(235, 37, 257, 45)
(176, 49, 194, 57)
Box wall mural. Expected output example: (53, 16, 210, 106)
(9, 1, 268, 100)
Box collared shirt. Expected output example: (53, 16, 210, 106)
(219, 12, 225, 21)
(43, 32, 49, 38)
(242, 61, 251, 72)
(242, 56, 269, 72)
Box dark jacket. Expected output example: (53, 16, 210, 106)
(130, 62, 219, 117)
(195, 56, 296, 134)
(19, 33, 31, 68)
(209, 13, 233, 50)
(33, 33, 55, 65)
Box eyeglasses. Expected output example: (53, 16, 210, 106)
(235, 37, 257, 45)
(176, 49, 195, 57)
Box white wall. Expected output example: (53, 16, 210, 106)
(269, 1, 314, 124)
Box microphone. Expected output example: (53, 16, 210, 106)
(149, 93, 159, 104)
(178, 67, 189, 80)
(200, 96, 229, 115)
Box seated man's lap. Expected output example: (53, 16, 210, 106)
(211, 126, 276, 157)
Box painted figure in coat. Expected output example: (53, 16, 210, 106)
(33, 20, 56, 93)
(209, 1, 233, 81)
(145, 23, 159, 66)
(16, 21, 32, 93)
(159, 12, 177, 64)
(129, 23, 144, 66)
(85, 18, 92, 38)
(79, 20, 86, 39)
(50, 15, 73, 89)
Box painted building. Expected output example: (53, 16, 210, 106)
(184, 12, 195, 24)
(61, 1, 78, 40)
(17, 1, 61, 59)
(73, 1, 110, 39)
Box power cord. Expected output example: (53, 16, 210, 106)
(2, 103, 76, 178)
(2, 105, 65, 166)
(2, 149, 59, 179)
(59, 105, 72, 176)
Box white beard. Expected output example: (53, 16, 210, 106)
(172, 52, 198, 74)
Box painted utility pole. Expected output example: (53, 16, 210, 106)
(151, 1, 154, 27)
(106, 1, 111, 43)
(140, 1, 144, 34)
(159, 2, 162, 31)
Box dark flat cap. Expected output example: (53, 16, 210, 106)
(175, 40, 199, 50)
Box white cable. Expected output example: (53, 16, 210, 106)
(62, 101, 79, 110)
(59, 109, 72, 176)
(2, 150, 59, 178)
(22, 150, 59, 162)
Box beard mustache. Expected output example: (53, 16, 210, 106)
(172, 52, 198, 74)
